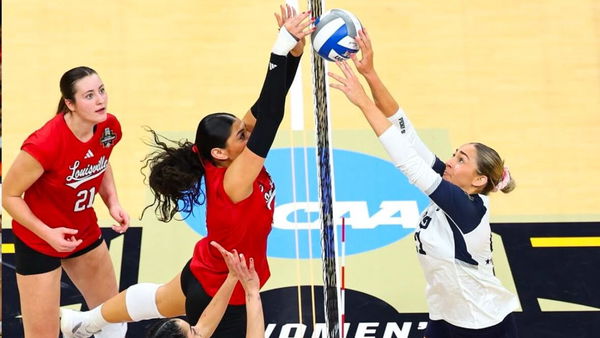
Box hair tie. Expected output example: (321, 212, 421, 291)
(191, 144, 199, 154)
(493, 166, 511, 192)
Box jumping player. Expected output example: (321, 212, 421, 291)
(2, 66, 129, 337)
(60, 5, 313, 337)
(328, 29, 519, 338)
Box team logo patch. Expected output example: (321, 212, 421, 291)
(100, 128, 117, 148)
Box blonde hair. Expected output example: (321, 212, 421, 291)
(471, 143, 516, 195)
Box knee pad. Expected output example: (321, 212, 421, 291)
(125, 283, 166, 321)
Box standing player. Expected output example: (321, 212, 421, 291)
(328, 29, 519, 338)
(60, 5, 313, 337)
(2, 66, 129, 337)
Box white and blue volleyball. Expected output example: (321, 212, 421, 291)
(311, 9, 362, 62)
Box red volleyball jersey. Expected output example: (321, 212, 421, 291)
(12, 113, 122, 257)
(190, 159, 275, 305)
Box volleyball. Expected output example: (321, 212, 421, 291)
(311, 9, 362, 62)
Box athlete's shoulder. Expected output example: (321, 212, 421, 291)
(103, 113, 121, 131)
(23, 114, 65, 146)
(21, 114, 66, 168)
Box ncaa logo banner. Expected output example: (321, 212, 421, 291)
(182, 147, 430, 257)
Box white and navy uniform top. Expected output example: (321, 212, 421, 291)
(379, 108, 519, 329)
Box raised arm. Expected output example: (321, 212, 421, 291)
(224, 9, 313, 203)
(329, 62, 485, 233)
(242, 4, 307, 135)
(350, 28, 398, 118)
(209, 241, 264, 338)
(190, 242, 239, 337)
(329, 61, 440, 195)
(351, 29, 437, 167)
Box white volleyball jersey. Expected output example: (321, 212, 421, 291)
(415, 160, 519, 328)
(381, 108, 519, 329)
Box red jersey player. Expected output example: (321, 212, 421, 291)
(60, 5, 313, 338)
(3, 66, 129, 338)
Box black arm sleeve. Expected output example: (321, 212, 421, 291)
(246, 53, 288, 158)
(251, 52, 302, 118)
(285, 53, 302, 90)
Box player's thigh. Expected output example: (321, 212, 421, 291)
(16, 268, 62, 338)
(155, 272, 187, 317)
(62, 239, 118, 308)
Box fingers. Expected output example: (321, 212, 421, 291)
(210, 240, 227, 254)
(61, 235, 82, 252)
(362, 27, 372, 45)
(335, 60, 355, 79)
(62, 228, 79, 235)
(361, 30, 372, 53)
(238, 253, 248, 270)
(112, 224, 128, 234)
(248, 257, 255, 272)
(355, 33, 367, 52)
(328, 70, 347, 85)
(349, 52, 360, 68)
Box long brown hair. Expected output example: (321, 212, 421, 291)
(140, 113, 237, 222)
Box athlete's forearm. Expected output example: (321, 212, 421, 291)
(362, 71, 399, 118)
(3, 195, 51, 239)
(98, 164, 121, 209)
(385, 108, 436, 166)
(378, 125, 441, 194)
(285, 53, 302, 92)
(2, 151, 52, 239)
(245, 292, 265, 338)
(356, 99, 394, 137)
(192, 275, 238, 337)
(242, 110, 257, 134)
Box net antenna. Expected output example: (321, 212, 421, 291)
(307, 0, 342, 336)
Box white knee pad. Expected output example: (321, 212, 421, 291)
(125, 283, 166, 321)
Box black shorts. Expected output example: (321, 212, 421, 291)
(180, 259, 247, 337)
(424, 313, 518, 338)
(14, 235, 105, 276)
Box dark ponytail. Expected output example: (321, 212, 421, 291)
(140, 112, 236, 222)
(140, 128, 205, 222)
(56, 66, 97, 114)
(145, 318, 186, 338)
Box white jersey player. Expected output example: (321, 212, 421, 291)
(329, 28, 520, 338)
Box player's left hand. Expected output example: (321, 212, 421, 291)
(275, 3, 313, 57)
(109, 204, 130, 234)
(329, 60, 371, 107)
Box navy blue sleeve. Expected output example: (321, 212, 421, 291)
(429, 180, 487, 234)
(432, 157, 445, 176)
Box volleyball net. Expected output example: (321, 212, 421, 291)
(307, 0, 342, 337)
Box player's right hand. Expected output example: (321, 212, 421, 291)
(350, 28, 375, 76)
(44, 227, 83, 252)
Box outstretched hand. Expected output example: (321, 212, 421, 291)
(328, 60, 372, 108)
(275, 4, 314, 56)
(210, 241, 261, 296)
(350, 28, 375, 76)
